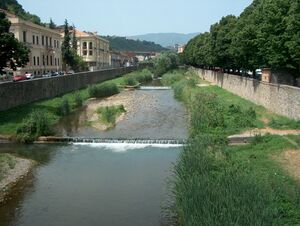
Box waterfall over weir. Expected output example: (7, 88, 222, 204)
(37, 137, 187, 146)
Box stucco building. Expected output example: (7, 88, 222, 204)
(3, 10, 63, 76)
(70, 29, 110, 71)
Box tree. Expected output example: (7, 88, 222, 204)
(49, 18, 56, 29)
(72, 24, 78, 52)
(61, 19, 72, 69)
(0, 11, 29, 73)
(153, 52, 179, 76)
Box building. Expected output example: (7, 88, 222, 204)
(177, 44, 185, 53)
(3, 10, 63, 76)
(70, 29, 110, 71)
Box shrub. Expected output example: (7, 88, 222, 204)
(74, 93, 83, 108)
(88, 82, 119, 98)
(57, 98, 70, 116)
(96, 105, 126, 125)
(124, 77, 138, 86)
(16, 111, 52, 143)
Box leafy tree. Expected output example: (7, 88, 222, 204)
(0, 11, 29, 73)
(152, 52, 179, 76)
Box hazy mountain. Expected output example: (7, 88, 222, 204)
(103, 36, 166, 52)
(127, 33, 200, 47)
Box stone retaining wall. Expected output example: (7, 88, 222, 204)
(0, 67, 136, 111)
(194, 68, 300, 120)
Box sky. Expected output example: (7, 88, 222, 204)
(18, 0, 253, 36)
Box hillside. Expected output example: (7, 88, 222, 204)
(0, 0, 43, 25)
(127, 33, 200, 47)
(103, 36, 166, 52)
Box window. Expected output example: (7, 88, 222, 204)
(42, 55, 45, 66)
(42, 35, 44, 45)
(37, 57, 40, 66)
(89, 51, 93, 56)
(32, 35, 35, 44)
(55, 58, 57, 66)
(83, 42, 87, 49)
(46, 37, 48, 46)
(89, 42, 93, 49)
(36, 36, 39, 45)
(49, 37, 52, 47)
(54, 40, 56, 48)
(33, 56, 36, 66)
(50, 56, 53, 65)
(83, 50, 87, 56)
(46, 55, 49, 65)
(23, 31, 27, 43)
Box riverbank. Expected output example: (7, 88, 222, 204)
(0, 69, 153, 137)
(164, 69, 300, 225)
(0, 154, 35, 203)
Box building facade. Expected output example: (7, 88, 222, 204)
(71, 29, 110, 71)
(4, 10, 63, 76)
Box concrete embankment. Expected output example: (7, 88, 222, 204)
(0, 67, 137, 111)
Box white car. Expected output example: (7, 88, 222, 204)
(25, 73, 34, 79)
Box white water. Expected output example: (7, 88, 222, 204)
(73, 142, 184, 152)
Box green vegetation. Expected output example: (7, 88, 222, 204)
(16, 111, 52, 143)
(61, 20, 87, 72)
(0, 154, 16, 181)
(122, 69, 153, 86)
(183, 0, 300, 76)
(0, 0, 43, 25)
(0, 11, 29, 73)
(103, 36, 166, 52)
(165, 70, 300, 225)
(151, 52, 180, 77)
(0, 69, 150, 136)
(96, 105, 126, 125)
(88, 82, 120, 98)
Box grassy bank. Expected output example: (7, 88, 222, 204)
(165, 69, 300, 225)
(0, 69, 153, 136)
(0, 154, 16, 181)
(96, 105, 126, 126)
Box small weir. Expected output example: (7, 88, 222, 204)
(37, 137, 187, 145)
(139, 86, 171, 90)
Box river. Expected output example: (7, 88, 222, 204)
(0, 85, 188, 226)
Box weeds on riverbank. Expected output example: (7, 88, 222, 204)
(88, 82, 120, 98)
(167, 69, 300, 225)
(122, 69, 153, 86)
(96, 105, 126, 125)
(0, 154, 16, 181)
(16, 111, 52, 143)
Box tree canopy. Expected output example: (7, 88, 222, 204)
(183, 0, 300, 75)
(0, 11, 29, 73)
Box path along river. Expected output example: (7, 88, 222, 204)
(0, 84, 188, 226)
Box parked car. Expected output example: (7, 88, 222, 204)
(51, 72, 59, 76)
(66, 70, 75, 75)
(25, 73, 34, 79)
(58, 71, 65, 76)
(13, 75, 27, 82)
(42, 72, 51, 78)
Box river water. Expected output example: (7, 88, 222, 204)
(0, 87, 187, 226)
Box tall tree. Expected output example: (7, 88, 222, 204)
(72, 24, 78, 52)
(0, 11, 29, 73)
(49, 18, 56, 29)
(61, 19, 72, 69)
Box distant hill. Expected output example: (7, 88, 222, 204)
(127, 33, 200, 47)
(103, 36, 166, 52)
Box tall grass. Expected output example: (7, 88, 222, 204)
(16, 110, 52, 143)
(122, 69, 153, 85)
(96, 105, 126, 125)
(88, 82, 120, 98)
(168, 69, 300, 225)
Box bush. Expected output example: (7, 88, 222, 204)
(161, 71, 185, 86)
(88, 82, 120, 98)
(152, 52, 180, 76)
(16, 111, 52, 143)
(74, 93, 83, 108)
(124, 77, 138, 86)
(123, 69, 153, 85)
(57, 98, 70, 116)
(96, 105, 126, 125)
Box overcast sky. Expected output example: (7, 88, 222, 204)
(18, 0, 252, 36)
